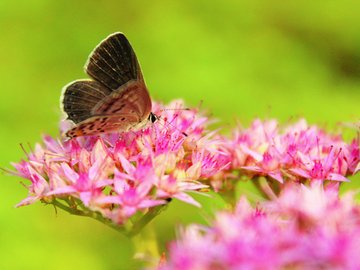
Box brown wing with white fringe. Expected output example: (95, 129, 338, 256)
(61, 32, 152, 138)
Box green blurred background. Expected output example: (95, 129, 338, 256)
(1, 0, 360, 269)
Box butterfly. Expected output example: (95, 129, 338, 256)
(61, 32, 157, 138)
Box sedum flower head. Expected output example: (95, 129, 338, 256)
(11, 100, 230, 225)
(227, 118, 359, 183)
(158, 183, 360, 270)
(10, 103, 359, 229)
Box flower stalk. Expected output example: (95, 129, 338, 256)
(50, 198, 128, 235)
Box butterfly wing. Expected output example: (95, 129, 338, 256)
(85, 32, 143, 89)
(65, 113, 141, 138)
(61, 32, 152, 137)
(92, 81, 151, 117)
(61, 80, 112, 124)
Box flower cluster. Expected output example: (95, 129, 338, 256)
(158, 183, 360, 270)
(11, 101, 230, 226)
(11, 101, 359, 230)
(226, 119, 359, 183)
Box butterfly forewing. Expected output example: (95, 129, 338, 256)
(92, 81, 152, 118)
(61, 32, 153, 138)
(85, 32, 142, 90)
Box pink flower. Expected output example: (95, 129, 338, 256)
(47, 161, 113, 207)
(13, 162, 50, 207)
(9, 100, 359, 228)
(11, 100, 229, 224)
(95, 156, 165, 220)
(227, 119, 359, 185)
(241, 150, 284, 183)
(290, 146, 349, 182)
(345, 138, 360, 174)
(156, 175, 206, 207)
(158, 184, 360, 270)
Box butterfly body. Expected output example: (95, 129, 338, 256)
(61, 33, 153, 138)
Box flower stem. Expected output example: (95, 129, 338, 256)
(252, 177, 277, 200)
(50, 199, 128, 236)
(127, 202, 170, 238)
(132, 226, 160, 267)
(50, 199, 171, 238)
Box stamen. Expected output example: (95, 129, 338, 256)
(19, 143, 29, 158)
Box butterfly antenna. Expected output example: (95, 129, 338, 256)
(159, 108, 191, 112)
(164, 113, 189, 137)
(155, 114, 188, 137)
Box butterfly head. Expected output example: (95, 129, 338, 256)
(148, 112, 158, 124)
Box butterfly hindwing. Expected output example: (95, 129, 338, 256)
(62, 80, 112, 123)
(92, 81, 152, 119)
(65, 113, 140, 138)
(85, 32, 142, 90)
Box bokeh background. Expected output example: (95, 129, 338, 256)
(1, 1, 360, 269)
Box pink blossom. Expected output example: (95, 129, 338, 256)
(13, 162, 50, 207)
(158, 184, 360, 270)
(156, 175, 206, 207)
(11, 100, 228, 224)
(241, 150, 284, 183)
(289, 146, 349, 182)
(227, 118, 359, 184)
(10, 101, 359, 227)
(345, 138, 360, 174)
(95, 156, 165, 219)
